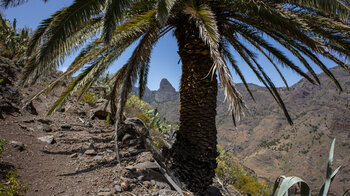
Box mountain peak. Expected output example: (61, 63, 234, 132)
(159, 78, 175, 91)
(155, 78, 178, 103)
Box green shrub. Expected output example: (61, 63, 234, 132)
(0, 170, 29, 196)
(81, 91, 97, 106)
(216, 146, 270, 195)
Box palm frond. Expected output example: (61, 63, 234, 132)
(111, 24, 160, 123)
(286, 0, 350, 23)
(47, 64, 96, 115)
(26, 14, 56, 56)
(138, 57, 150, 99)
(25, 0, 106, 82)
(228, 34, 293, 124)
(227, 23, 316, 85)
(0, 0, 48, 8)
(23, 16, 103, 83)
(103, 0, 134, 44)
(156, 0, 176, 25)
(184, 1, 247, 121)
(221, 43, 255, 101)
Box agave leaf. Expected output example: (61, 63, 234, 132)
(277, 176, 311, 196)
(318, 166, 341, 196)
(320, 138, 336, 196)
(271, 176, 285, 196)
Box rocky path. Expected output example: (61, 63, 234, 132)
(1, 101, 185, 196)
(0, 77, 189, 196)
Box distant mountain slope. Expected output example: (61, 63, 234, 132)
(138, 67, 350, 195)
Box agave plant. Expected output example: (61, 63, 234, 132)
(271, 139, 341, 196)
(6, 0, 349, 194)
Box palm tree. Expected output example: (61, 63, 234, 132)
(13, 0, 350, 194)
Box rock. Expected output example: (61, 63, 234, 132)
(142, 181, 152, 188)
(90, 99, 112, 120)
(158, 189, 179, 196)
(37, 118, 53, 125)
(10, 141, 25, 151)
(121, 182, 129, 191)
(154, 181, 170, 189)
(85, 149, 97, 156)
(23, 119, 35, 123)
(97, 188, 113, 196)
(58, 134, 65, 138)
(88, 143, 94, 149)
(152, 192, 159, 196)
(98, 188, 111, 193)
(129, 139, 139, 146)
(122, 134, 133, 143)
(137, 175, 145, 181)
(24, 101, 38, 115)
(70, 153, 78, 158)
(18, 124, 27, 130)
(106, 149, 113, 153)
(97, 192, 113, 196)
(114, 185, 122, 192)
(136, 152, 154, 163)
(61, 124, 71, 130)
(38, 136, 55, 144)
(204, 186, 222, 196)
(124, 118, 149, 139)
(93, 155, 103, 161)
(37, 124, 52, 132)
(126, 161, 158, 171)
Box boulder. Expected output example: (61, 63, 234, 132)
(10, 141, 25, 151)
(24, 101, 38, 115)
(37, 124, 52, 132)
(85, 149, 97, 156)
(38, 136, 55, 144)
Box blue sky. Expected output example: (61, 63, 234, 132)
(2, 0, 336, 90)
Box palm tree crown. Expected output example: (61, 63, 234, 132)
(8, 0, 350, 194)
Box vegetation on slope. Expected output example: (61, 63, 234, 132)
(0, 140, 28, 195)
(0, 14, 30, 62)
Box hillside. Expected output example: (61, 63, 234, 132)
(140, 67, 350, 195)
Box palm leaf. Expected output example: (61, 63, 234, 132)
(103, 0, 134, 44)
(286, 0, 350, 22)
(221, 43, 255, 101)
(156, 0, 176, 25)
(28, 0, 105, 80)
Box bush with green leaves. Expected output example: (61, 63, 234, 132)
(81, 91, 97, 106)
(125, 93, 178, 134)
(0, 14, 30, 61)
(0, 170, 29, 196)
(216, 146, 270, 196)
(272, 139, 343, 196)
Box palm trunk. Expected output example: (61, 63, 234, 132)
(171, 20, 218, 194)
